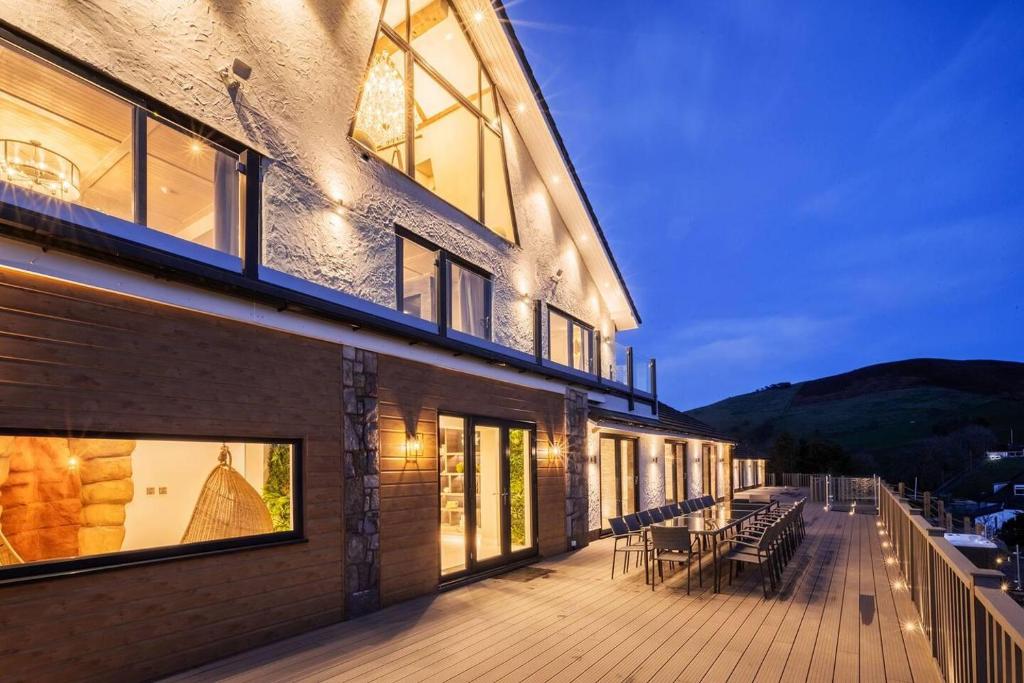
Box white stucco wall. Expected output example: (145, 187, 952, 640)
(1, 1, 617, 356)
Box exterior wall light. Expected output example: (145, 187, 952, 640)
(67, 455, 79, 472)
(404, 433, 423, 462)
(546, 441, 562, 464)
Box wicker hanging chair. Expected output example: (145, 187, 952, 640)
(181, 444, 272, 544)
(0, 529, 23, 566)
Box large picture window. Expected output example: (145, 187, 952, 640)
(0, 37, 245, 257)
(547, 308, 593, 373)
(352, 0, 517, 242)
(0, 435, 297, 576)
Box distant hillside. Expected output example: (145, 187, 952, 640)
(687, 359, 1024, 487)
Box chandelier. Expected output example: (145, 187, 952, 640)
(355, 50, 406, 151)
(0, 139, 81, 201)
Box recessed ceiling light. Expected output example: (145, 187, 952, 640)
(473, 10, 484, 23)
(516, 102, 526, 113)
(551, 175, 560, 184)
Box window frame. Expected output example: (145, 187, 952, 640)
(350, 0, 520, 244)
(0, 24, 260, 271)
(395, 226, 441, 325)
(0, 428, 304, 585)
(546, 305, 594, 374)
(446, 252, 493, 341)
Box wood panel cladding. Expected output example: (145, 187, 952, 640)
(378, 355, 568, 606)
(0, 268, 345, 682)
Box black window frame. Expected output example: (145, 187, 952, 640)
(446, 253, 493, 341)
(0, 428, 304, 586)
(350, 0, 520, 245)
(0, 23, 262, 270)
(395, 226, 441, 325)
(546, 305, 594, 375)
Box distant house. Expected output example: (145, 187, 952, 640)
(987, 444, 1024, 461)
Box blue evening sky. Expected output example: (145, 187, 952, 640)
(503, 0, 1024, 409)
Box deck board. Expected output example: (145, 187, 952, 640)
(165, 489, 942, 683)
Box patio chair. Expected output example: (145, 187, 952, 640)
(721, 520, 781, 598)
(637, 509, 655, 527)
(700, 495, 715, 508)
(659, 505, 676, 519)
(649, 507, 665, 523)
(649, 524, 702, 593)
(681, 500, 695, 513)
(609, 516, 645, 579)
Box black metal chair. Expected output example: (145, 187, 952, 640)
(650, 524, 701, 593)
(609, 516, 645, 579)
(649, 507, 665, 523)
(659, 505, 676, 519)
(637, 509, 655, 527)
(700, 495, 715, 508)
(681, 500, 695, 513)
(721, 520, 781, 598)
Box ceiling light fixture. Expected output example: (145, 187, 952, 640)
(0, 139, 80, 201)
(473, 10, 484, 23)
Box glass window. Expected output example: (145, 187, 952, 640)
(0, 41, 133, 221)
(354, 0, 516, 240)
(0, 436, 294, 571)
(483, 128, 514, 241)
(571, 321, 592, 373)
(413, 65, 478, 218)
(664, 443, 677, 503)
(0, 38, 248, 258)
(146, 117, 241, 254)
(399, 235, 438, 322)
(449, 262, 490, 339)
(409, 0, 479, 104)
(549, 310, 569, 366)
(439, 415, 466, 576)
(547, 309, 593, 373)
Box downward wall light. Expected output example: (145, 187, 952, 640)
(546, 441, 562, 465)
(1, 139, 80, 201)
(404, 433, 423, 462)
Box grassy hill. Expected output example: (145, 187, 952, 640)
(687, 359, 1024, 488)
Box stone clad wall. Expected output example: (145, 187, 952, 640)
(342, 346, 381, 618)
(564, 388, 589, 550)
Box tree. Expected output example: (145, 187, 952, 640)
(262, 444, 292, 531)
(999, 515, 1024, 548)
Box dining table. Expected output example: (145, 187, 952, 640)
(644, 500, 777, 592)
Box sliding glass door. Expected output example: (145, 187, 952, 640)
(664, 441, 686, 503)
(439, 415, 537, 580)
(599, 435, 639, 533)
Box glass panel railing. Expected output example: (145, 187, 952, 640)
(601, 340, 629, 383)
(634, 357, 654, 394)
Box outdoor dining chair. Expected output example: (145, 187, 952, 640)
(609, 516, 645, 579)
(649, 524, 702, 593)
(659, 505, 676, 519)
(649, 507, 666, 523)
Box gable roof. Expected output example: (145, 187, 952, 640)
(460, 0, 641, 330)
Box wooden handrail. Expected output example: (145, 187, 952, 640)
(877, 481, 1024, 682)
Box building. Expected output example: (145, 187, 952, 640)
(0, 1, 736, 679)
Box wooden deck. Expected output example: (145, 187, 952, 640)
(167, 490, 943, 683)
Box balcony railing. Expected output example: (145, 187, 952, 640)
(596, 336, 657, 404)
